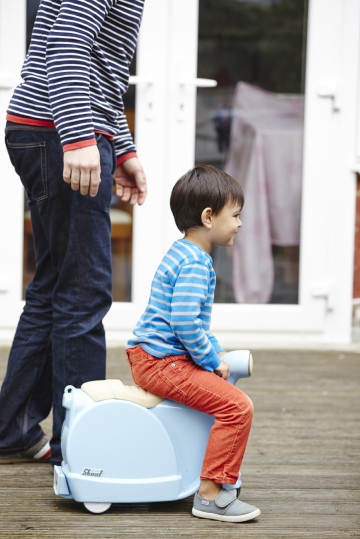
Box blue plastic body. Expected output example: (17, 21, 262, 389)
(53, 349, 252, 505)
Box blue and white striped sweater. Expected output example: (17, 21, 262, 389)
(128, 239, 223, 371)
(7, 0, 144, 158)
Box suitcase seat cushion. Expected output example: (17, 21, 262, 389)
(81, 379, 163, 408)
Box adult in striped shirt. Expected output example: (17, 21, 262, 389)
(0, 0, 146, 467)
(127, 165, 260, 523)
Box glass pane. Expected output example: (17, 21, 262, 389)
(196, 0, 308, 304)
(23, 1, 134, 302)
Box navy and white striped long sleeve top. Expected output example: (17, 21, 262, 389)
(128, 239, 223, 372)
(7, 0, 144, 161)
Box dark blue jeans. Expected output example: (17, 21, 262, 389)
(0, 123, 115, 464)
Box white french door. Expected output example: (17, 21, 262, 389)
(0, 0, 359, 345)
(106, 0, 359, 345)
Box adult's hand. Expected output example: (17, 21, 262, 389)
(63, 145, 101, 197)
(113, 157, 147, 206)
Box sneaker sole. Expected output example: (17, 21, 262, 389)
(192, 506, 261, 523)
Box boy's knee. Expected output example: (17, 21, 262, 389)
(245, 395, 254, 421)
(233, 393, 254, 424)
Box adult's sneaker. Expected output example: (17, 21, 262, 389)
(0, 435, 51, 464)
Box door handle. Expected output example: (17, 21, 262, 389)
(179, 78, 217, 88)
(317, 83, 341, 112)
(177, 78, 218, 122)
(128, 76, 153, 86)
(127, 77, 218, 122)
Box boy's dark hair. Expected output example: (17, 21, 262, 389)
(170, 164, 244, 233)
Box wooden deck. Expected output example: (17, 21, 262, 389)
(0, 346, 359, 538)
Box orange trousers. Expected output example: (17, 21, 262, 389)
(126, 345, 254, 485)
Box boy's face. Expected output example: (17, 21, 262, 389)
(210, 201, 243, 247)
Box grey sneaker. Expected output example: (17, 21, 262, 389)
(192, 489, 260, 523)
(0, 435, 51, 464)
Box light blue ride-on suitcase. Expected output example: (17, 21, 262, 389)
(53, 350, 253, 513)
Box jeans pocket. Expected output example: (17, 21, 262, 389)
(5, 139, 48, 202)
(155, 359, 189, 405)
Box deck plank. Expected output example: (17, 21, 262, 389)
(0, 347, 359, 538)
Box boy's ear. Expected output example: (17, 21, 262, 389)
(201, 207, 213, 228)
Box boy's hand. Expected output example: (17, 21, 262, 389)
(214, 360, 229, 380)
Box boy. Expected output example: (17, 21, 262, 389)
(126, 165, 260, 523)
